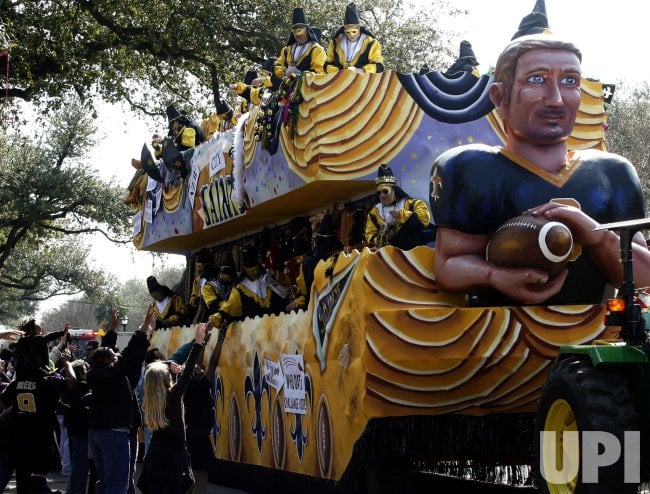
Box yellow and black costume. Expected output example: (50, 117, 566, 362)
(201, 100, 236, 140)
(364, 164, 432, 250)
(443, 40, 480, 78)
(201, 254, 236, 311)
(274, 7, 326, 78)
(324, 3, 384, 74)
(166, 105, 205, 151)
(147, 276, 188, 328)
(232, 60, 283, 108)
(208, 250, 284, 327)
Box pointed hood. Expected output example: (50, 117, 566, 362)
(241, 247, 261, 269)
(314, 214, 342, 255)
(344, 2, 360, 25)
(375, 163, 411, 200)
(443, 40, 479, 77)
(261, 57, 277, 73)
(511, 0, 551, 39)
(166, 105, 182, 123)
(291, 7, 307, 27)
(147, 276, 163, 294)
(194, 248, 213, 265)
(166, 105, 190, 126)
(243, 69, 257, 86)
(286, 8, 320, 45)
(219, 251, 237, 278)
(216, 100, 233, 117)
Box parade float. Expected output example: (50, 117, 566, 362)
(128, 2, 650, 492)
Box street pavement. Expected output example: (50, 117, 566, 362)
(3, 468, 250, 493)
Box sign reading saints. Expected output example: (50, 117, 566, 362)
(200, 175, 245, 227)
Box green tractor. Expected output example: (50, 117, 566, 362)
(536, 218, 650, 493)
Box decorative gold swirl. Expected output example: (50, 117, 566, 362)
(148, 247, 620, 482)
(360, 248, 616, 416)
(162, 183, 183, 213)
(279, 70, 424, 181)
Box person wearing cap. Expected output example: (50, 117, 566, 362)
(0, 320, 71, 494)
(137, 107, 204, 185)
(200, 100, 236, 140)
(324, 2, 384, 75)
(207, 247, 284, 328)
(167, 105, 206, 151)
(274, 7, 326, 79)
(229, 59, 282, 109)
(430, 10, 650, 305)
(201, 252, 237, 314)
(365, 164, 431, 250)
(254, 57, 283, 93)
(162, 106, 206, 181)
(147, 276, 188, 328)
(128, 131, 166, 188)
(233, 69, 258, 118)
(229, 69, 262, 112)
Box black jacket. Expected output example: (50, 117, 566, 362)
(87, 331, 148, 431)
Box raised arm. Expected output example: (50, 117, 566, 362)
(119, 305, 156, 386)
(0, 329, 23, 341)
(44, 321, 70, 343)
(533, 203, 650, 288)
(59, 352, 78, 390)
(204, 325, 227, 382)
(173, 323, 209, 395)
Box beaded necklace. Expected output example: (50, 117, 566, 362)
(292, 42, 311, 63)
(343, 34, 365, 62)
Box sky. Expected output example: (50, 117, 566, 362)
(439, 0, 646, 86)
(39, 0, 647, 314)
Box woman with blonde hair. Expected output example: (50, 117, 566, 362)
(137, 323, 209, 494)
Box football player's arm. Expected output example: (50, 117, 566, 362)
(532, 202, 650, 288)
(435, 227, 566, 304)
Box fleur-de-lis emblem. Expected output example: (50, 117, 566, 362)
(244, 352, 270, 454)
(290, 370, 312, 463)
(430, 165, 442, 201)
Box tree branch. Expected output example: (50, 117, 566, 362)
(37, 223, 131, 243)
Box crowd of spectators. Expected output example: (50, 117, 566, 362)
(0, 307, 225, 494)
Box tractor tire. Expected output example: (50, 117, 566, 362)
(535, 357, 639, 494)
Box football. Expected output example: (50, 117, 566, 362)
(486, 214, 573, 278)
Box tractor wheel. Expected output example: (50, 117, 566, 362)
(535, 357, 639, 494)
